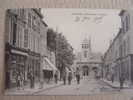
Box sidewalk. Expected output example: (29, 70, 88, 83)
(101, 79, 130, 89)
(5, 81, 63, 95)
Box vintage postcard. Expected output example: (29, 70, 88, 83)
(4, 8, 133, 96)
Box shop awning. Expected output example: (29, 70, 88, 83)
(44, 57, 57, 71)
(42, 58, 53, 71)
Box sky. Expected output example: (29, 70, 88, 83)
(42, 9, 121, 54)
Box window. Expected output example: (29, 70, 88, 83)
(119, 45, 122, 57)
(24, 29, 28, 48)
(32, 16, 37, 31)
(127, 37, 130, 53)
(123, 41, 126, 56)
(22, 9, 25, 19)
(12, 21, 17, 45)
(38, 21, 40, 33)
(126, 16, 129, 32)
(28, 13, 31, 27)
(32, 16, 35, 30)
(123, 15, 130, 33)
(20, 9, 25, 20)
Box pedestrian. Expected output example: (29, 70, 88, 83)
(39, 78, 44, 89)
(75, 68, 80, 84)
(68, 71, 72, 85)
(47, 71, 50, 83)
(54, 71, 58, 84)
(111, 74, 114, 83)
(20, 72, 24, 90)
(16, 72, 21, 90)
(62, 68, 67, 85)
(29, 72, 34, 88)
(32, 74, 35, 88)
(6, 71, 10, 89)
(119, 73, 125, 90)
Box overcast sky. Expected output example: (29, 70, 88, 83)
(42, 9, 121, 54)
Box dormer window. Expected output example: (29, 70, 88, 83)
(120, 10, 130, 33)
(125, 15, 130, 32)
(123, 14, 130, 33)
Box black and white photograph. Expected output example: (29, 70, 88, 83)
(4, 8, 133, 96)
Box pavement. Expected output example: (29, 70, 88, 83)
(101, 79, 130, 89)
(5, 76, 133, 96)
(5, 80, 63, 95)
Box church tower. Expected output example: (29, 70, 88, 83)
(81, 36, 91, 61)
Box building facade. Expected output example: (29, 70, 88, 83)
(103, 9, 133, 83)
(75, 37, 103, 77)
(5, 9, 48, 89)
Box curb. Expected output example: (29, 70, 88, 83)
(101, 80, 129, 89)
(5, 83, 64, 95)
(101, 80, 118, 89)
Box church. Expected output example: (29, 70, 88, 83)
(75, 36, 103, 78)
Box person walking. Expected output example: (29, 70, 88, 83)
(75, 68, 80, 84)
(68, 71, 72, 85)
(16, 72, 21, 90)
(62, 68, 67, 85)
(39, 78, 44, 89)
(29, 72, 34, 88)
(20, 72, 24, 90)
(111, 73, 114, 83)
(119, 73, 125, 90)
(54, 71, 58, 84)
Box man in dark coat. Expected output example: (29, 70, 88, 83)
(62, 68, 67, 85)
(54, 71, 58, 84)
(68, 71, 72, 85)
(75, 68, 80, 84)
(119, 74, 125, 89)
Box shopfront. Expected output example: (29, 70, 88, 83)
(27, 51, 41, 83)
(42, 57, 57, 83)
(5, 44, 28, 89)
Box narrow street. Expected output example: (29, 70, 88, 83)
(35, 75, 119, 95)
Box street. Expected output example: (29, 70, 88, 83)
(35, 75, 119, 95)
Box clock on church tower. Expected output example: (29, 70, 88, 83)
(81, 36, 91, 61)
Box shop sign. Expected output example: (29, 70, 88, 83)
(11, 49, 28, 56)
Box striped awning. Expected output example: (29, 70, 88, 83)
(42, 57, 57, 71)
(42, 58, 53, 71)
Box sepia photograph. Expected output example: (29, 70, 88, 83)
(4, 8, 133, 96)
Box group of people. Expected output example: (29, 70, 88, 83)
(61, 67, 81, 85)
(16, 71, 25, 90)
(16, 71, 36, 90)
(62, 71, 73, 85)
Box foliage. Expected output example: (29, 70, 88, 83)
(47, 28, 75, 72)
(47, 28, 56, 51)
(56, 33, 75, 69)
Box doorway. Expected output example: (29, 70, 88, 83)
(82, 65, 89, 76)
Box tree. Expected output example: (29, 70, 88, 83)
(47, 28, 56, 51)
(47, 28, 75, 79)
(55, 33, 75, 79)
